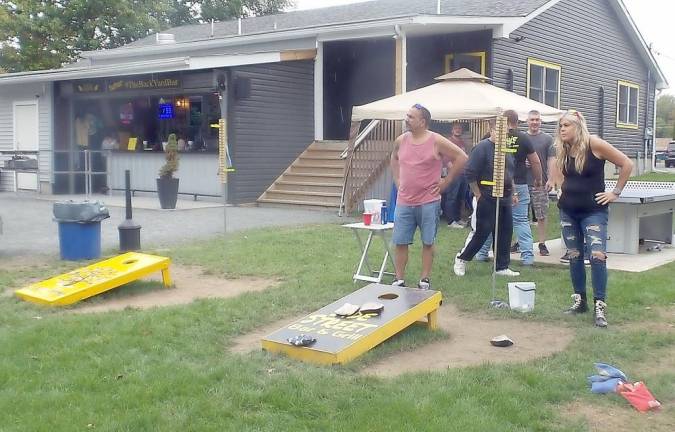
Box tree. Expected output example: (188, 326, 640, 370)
(0, 0, 294, 73)
(656, 94, 675, 138)
(201, 0, 294, 21)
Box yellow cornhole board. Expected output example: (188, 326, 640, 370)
(15, 252, 172, 306)
(261, 283, 441, 365)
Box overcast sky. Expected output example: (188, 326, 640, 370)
(293, 0, 675, 95)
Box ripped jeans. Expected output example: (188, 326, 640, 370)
(560, 207, 608, 301)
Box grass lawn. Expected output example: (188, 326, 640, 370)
(1, 207, 673, 431)
(631, 171, 675, 182)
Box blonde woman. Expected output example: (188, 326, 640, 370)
(553, 110, 633, 327)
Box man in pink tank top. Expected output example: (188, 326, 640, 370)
(390, 104, 468, 289)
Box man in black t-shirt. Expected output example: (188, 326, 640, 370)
(454, 118, 520, 277)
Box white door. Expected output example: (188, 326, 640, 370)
(13, 102, 39, 191)
(14, 102, 39, 151)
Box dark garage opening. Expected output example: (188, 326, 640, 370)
(323, 39, 396, 140)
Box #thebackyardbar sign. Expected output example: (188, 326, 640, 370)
(108, 78, 180, 92)
(74, 77, 181, 93)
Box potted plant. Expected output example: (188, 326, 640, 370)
(157, 133, 180, 209)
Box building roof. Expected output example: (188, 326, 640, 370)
(119, 0, 550, 50)
(0, 0, 667, 90)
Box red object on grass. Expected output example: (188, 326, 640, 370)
(617, 382, 661, 412)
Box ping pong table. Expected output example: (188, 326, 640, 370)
(605, 181, 675, 254)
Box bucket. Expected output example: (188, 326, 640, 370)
(363, 199, 385, 224)
(508, 282, 536, 312)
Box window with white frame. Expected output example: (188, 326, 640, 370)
(617, 80, 639, 128)
(527, 58, 561, 108)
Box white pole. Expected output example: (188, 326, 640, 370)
(314, 41, 324, 141)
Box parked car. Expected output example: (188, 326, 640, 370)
(666, 141, 675, 168)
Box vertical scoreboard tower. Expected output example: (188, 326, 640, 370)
(489, 115, 509, 308)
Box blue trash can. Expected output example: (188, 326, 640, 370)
(53, 201, 109, 261)
(58, 222, 102, 260)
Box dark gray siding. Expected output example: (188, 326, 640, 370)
(493, 0, 656, 156)
(229, 60, 314, 203)
(407, 30, 492, 91)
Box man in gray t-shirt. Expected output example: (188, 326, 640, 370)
(526, 110, 556, 256)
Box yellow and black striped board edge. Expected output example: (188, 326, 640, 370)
(15, 252, 172, 306)
(261, 283, 442, 365)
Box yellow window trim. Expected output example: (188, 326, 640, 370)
(444, 51, 486, 75)
(526, 58, 561, 109)
(616, 80, 639, 129)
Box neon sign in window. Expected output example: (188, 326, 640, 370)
(158, 103, 174, 119)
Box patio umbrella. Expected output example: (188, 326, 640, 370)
(351, 68, 563, 123)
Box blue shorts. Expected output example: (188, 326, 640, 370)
(392, 201, 441, 246)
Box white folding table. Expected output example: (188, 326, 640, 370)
(605, 181, 675, 254)
(343, 222, 395, 283)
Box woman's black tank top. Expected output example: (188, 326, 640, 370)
(558, 147, 606, 212)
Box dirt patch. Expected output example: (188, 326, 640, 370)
(363, 303, 574, 376)
(72, 264, 279, 313)
(230, 303, 574, 376)
(560, 400, 674, 432)
(0, 254, 55, 271)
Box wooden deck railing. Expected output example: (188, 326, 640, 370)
(339, 118, 492, 215)
(341, 120, 398, 214)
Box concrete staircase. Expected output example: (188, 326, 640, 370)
(257, 140, 347, 209)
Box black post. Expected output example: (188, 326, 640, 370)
(125, 170, 133, 220)
(118, 170, 142, 251)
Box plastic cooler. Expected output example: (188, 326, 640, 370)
(363, 199, 385, 224)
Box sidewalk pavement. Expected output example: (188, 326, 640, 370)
(0, 192, 344, 259)
(516, 238, 675, 273)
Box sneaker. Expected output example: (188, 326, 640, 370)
(448, 221, 465, 229)
(418, 278, 431, 290)
(453, 255, 466, 276)
(392, 279, 405, 287)
(594, 299, 608, 328)
(510, 242, 520, 253)
(564, 293, 588, 314)
(560, 251, 591, 266)
(495, 268, 520, 277)
(559, 251, 571, 264)
(538, 243, 550, 256)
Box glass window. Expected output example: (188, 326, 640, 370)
(527, 60, 560, 108)
(530, 65, 543, 91)
(617, 81, 639, 127)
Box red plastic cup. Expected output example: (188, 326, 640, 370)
(363, 212, 372, 225)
